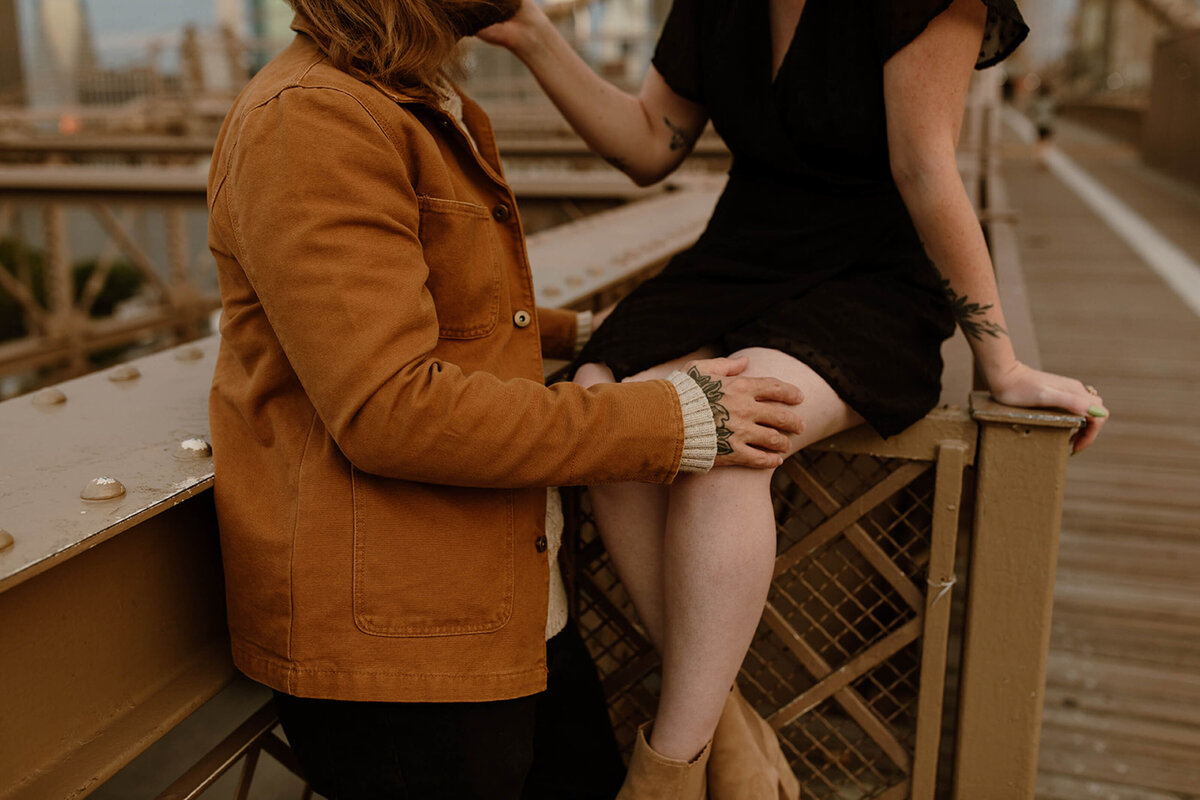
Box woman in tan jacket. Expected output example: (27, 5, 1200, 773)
(206, 0, 804, 797)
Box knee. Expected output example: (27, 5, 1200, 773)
(678, 462, 779, 496)
(574, 362, 615, 389)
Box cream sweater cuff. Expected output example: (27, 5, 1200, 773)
(573, 310, 594, 358)
(667, 370, 718, 474)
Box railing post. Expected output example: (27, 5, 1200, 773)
(953, 392, 1083, 799)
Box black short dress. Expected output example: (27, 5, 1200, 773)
(575, 0, 1028, 437)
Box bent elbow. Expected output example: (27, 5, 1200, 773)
(629, 168, 668, 188)
(889, 157, 926, 193)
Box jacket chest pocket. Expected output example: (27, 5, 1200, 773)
(417, 196, 501, 339)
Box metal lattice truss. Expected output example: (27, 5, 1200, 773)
(570, 440, 970, 800)
(0, 198, 218, 381)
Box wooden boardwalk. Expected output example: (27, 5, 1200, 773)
(1000, 120, 1200, 799)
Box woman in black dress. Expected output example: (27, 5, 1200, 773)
(482, 1, 1108, 796)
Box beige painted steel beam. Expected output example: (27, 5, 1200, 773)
(0, 501, 233, 800)
(0, 339, 218, 594)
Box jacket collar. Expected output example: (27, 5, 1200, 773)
(288, 14, 508, 188)
(289, 13, 426, 105)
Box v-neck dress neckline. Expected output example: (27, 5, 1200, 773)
(767, 0, 810, 86)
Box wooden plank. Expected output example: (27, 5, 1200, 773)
(1049, 612, 1200, 670)
(1043, 687, 1200, 729)
(1037, 773, 1184, 800)
(813, 408, 977, 464)
(1051, 576, 1200, 622)
(1041, 706, 1200, 751)
(1055, 532, 1200, 584)
(1044, 652, 1200, 704)
(1038, 727, 1200, 796)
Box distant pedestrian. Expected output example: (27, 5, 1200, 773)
(1031, 82, 1057, 168)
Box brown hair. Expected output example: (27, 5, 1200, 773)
(284, 0, 478, 102)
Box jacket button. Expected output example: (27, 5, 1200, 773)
(492, 203, 511, 222)
(513, 310, 532, 328)
(535, 536, 548, 553)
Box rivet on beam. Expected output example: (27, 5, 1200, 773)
(0, 529, 14, 552)
(175, 438, 213, 460)
(108, 365, 142, 382)
(81, 477, 126, 501)
(175, 346, 205, 362)
(32, 388, 67, 407)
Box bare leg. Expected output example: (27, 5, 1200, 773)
(574, 347, 717, 648)
(648, 348, 864, 761)
(579, 347, 864, 762)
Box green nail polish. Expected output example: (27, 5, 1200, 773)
(1087, 405, 1108, 418)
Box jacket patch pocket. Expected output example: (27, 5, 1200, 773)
(352, 469, 515, 637)
(417, 196, 501, 340)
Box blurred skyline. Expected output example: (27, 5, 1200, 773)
(14, 0, 291, 66)
(12, 0, 1088, 69)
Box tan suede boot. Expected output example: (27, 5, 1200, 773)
(616, 723, 711, 800)
(707, 684, 801, 800)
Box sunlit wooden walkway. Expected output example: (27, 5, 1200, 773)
(1000, 119, 1200, 799)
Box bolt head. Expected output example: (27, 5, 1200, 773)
(81, 477, 126, 501)
(108, 365, 141, 382)
(32, 388, 67, 407)
(0, 530, 13, 552)
(175, 346, 204, 362)
(175, 438, 213, 460)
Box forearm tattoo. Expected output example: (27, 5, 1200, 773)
(664, 116, 689, 152)
(688, 366, 734, 456)
(940, 278, 1008, 341)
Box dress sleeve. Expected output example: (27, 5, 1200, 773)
(651, 0, 705, 104)
(875, 0, 1029, 70)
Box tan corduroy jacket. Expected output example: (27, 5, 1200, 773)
(207, 26, 713, 703)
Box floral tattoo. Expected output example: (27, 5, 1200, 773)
(940, 278, 1007, 341)
(688, 366, 734, 456)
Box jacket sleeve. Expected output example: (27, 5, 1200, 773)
(536, 307, 580, 361)
(214, 86, 686, 488)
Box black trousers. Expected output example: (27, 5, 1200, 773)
(273, 623, 626, 800)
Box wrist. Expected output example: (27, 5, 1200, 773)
(666, 370, 718, 474)
(980, 355, 1022, 392)
(509, 10, 555, 61)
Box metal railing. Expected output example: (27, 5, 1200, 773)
(0, 191, 217, 393)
